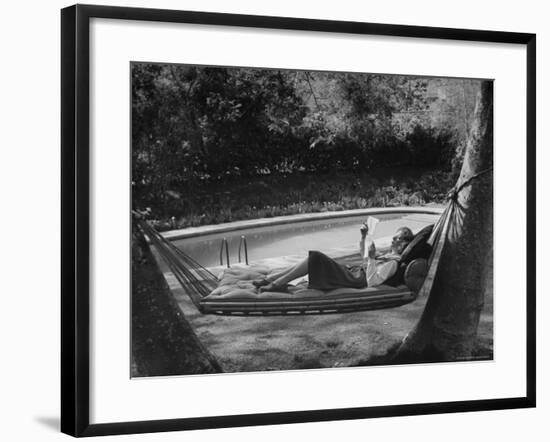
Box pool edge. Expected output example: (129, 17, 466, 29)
(161, 205, 445, 241)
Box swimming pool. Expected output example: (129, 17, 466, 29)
(169, 208, 442, 268)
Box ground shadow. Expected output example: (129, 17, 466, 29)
(34, 416, 59, 432)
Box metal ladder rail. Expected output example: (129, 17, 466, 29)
(219, 235, 249, 267)
(238, 235, 248, 265)
(219, 237, 230, 267)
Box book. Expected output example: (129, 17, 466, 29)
(363, 216, 380, 259)
(366, 216, 380, 235)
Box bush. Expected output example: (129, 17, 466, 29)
(406, 125, 455, 168)
(132, 66, 470, 201)
(143, 169, 452, 231)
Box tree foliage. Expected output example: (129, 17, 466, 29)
(132, 64, 480, 207)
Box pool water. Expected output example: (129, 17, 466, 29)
(172, 212, 440, 268)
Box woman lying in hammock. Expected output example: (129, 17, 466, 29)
(253, 224, 414, 293)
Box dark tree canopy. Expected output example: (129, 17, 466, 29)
(132, 64, 481, 209)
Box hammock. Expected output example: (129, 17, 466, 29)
(137, 167, 491, 316)
(136, 204, 447, 316)
(200, 209, 450, 316)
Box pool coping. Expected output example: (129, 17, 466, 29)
(161, 205, 445, 241)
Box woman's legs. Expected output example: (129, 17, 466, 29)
(264, 259, 301, 281)
(256, 256, 309, 292)
(269, 256, 309, 286)
(252, 258, 308, 291)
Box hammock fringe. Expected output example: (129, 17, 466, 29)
(137, 220, 217, 310)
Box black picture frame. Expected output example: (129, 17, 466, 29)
(61, 4, 536, 437)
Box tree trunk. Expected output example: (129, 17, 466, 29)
(395, 81, 493, 362)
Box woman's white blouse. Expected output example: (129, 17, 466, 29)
(364, 258, 398, 287)
(359, 236, 398, 286)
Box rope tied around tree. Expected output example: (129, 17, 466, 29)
(446, 167, 493, 202)
(415, 166, 493, 302)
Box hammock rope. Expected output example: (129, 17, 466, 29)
(418, 166, 493, 300)
(447, 167, 493, 201)
(136, 219, 217, 309)
(417, 203, 453, 299)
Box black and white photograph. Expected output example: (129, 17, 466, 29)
(131, 64, 494, 377)
(0, 0, 543, 439)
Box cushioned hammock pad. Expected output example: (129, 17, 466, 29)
(200, 266, 415, 315)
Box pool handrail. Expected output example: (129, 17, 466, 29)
(238, 235, 249, 265)
(219, 237, 230, 268)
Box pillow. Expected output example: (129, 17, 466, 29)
(404, 258, 429, 293)
(400, 224, 434, 265)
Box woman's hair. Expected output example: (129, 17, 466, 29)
(398, 227, 414, 246)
